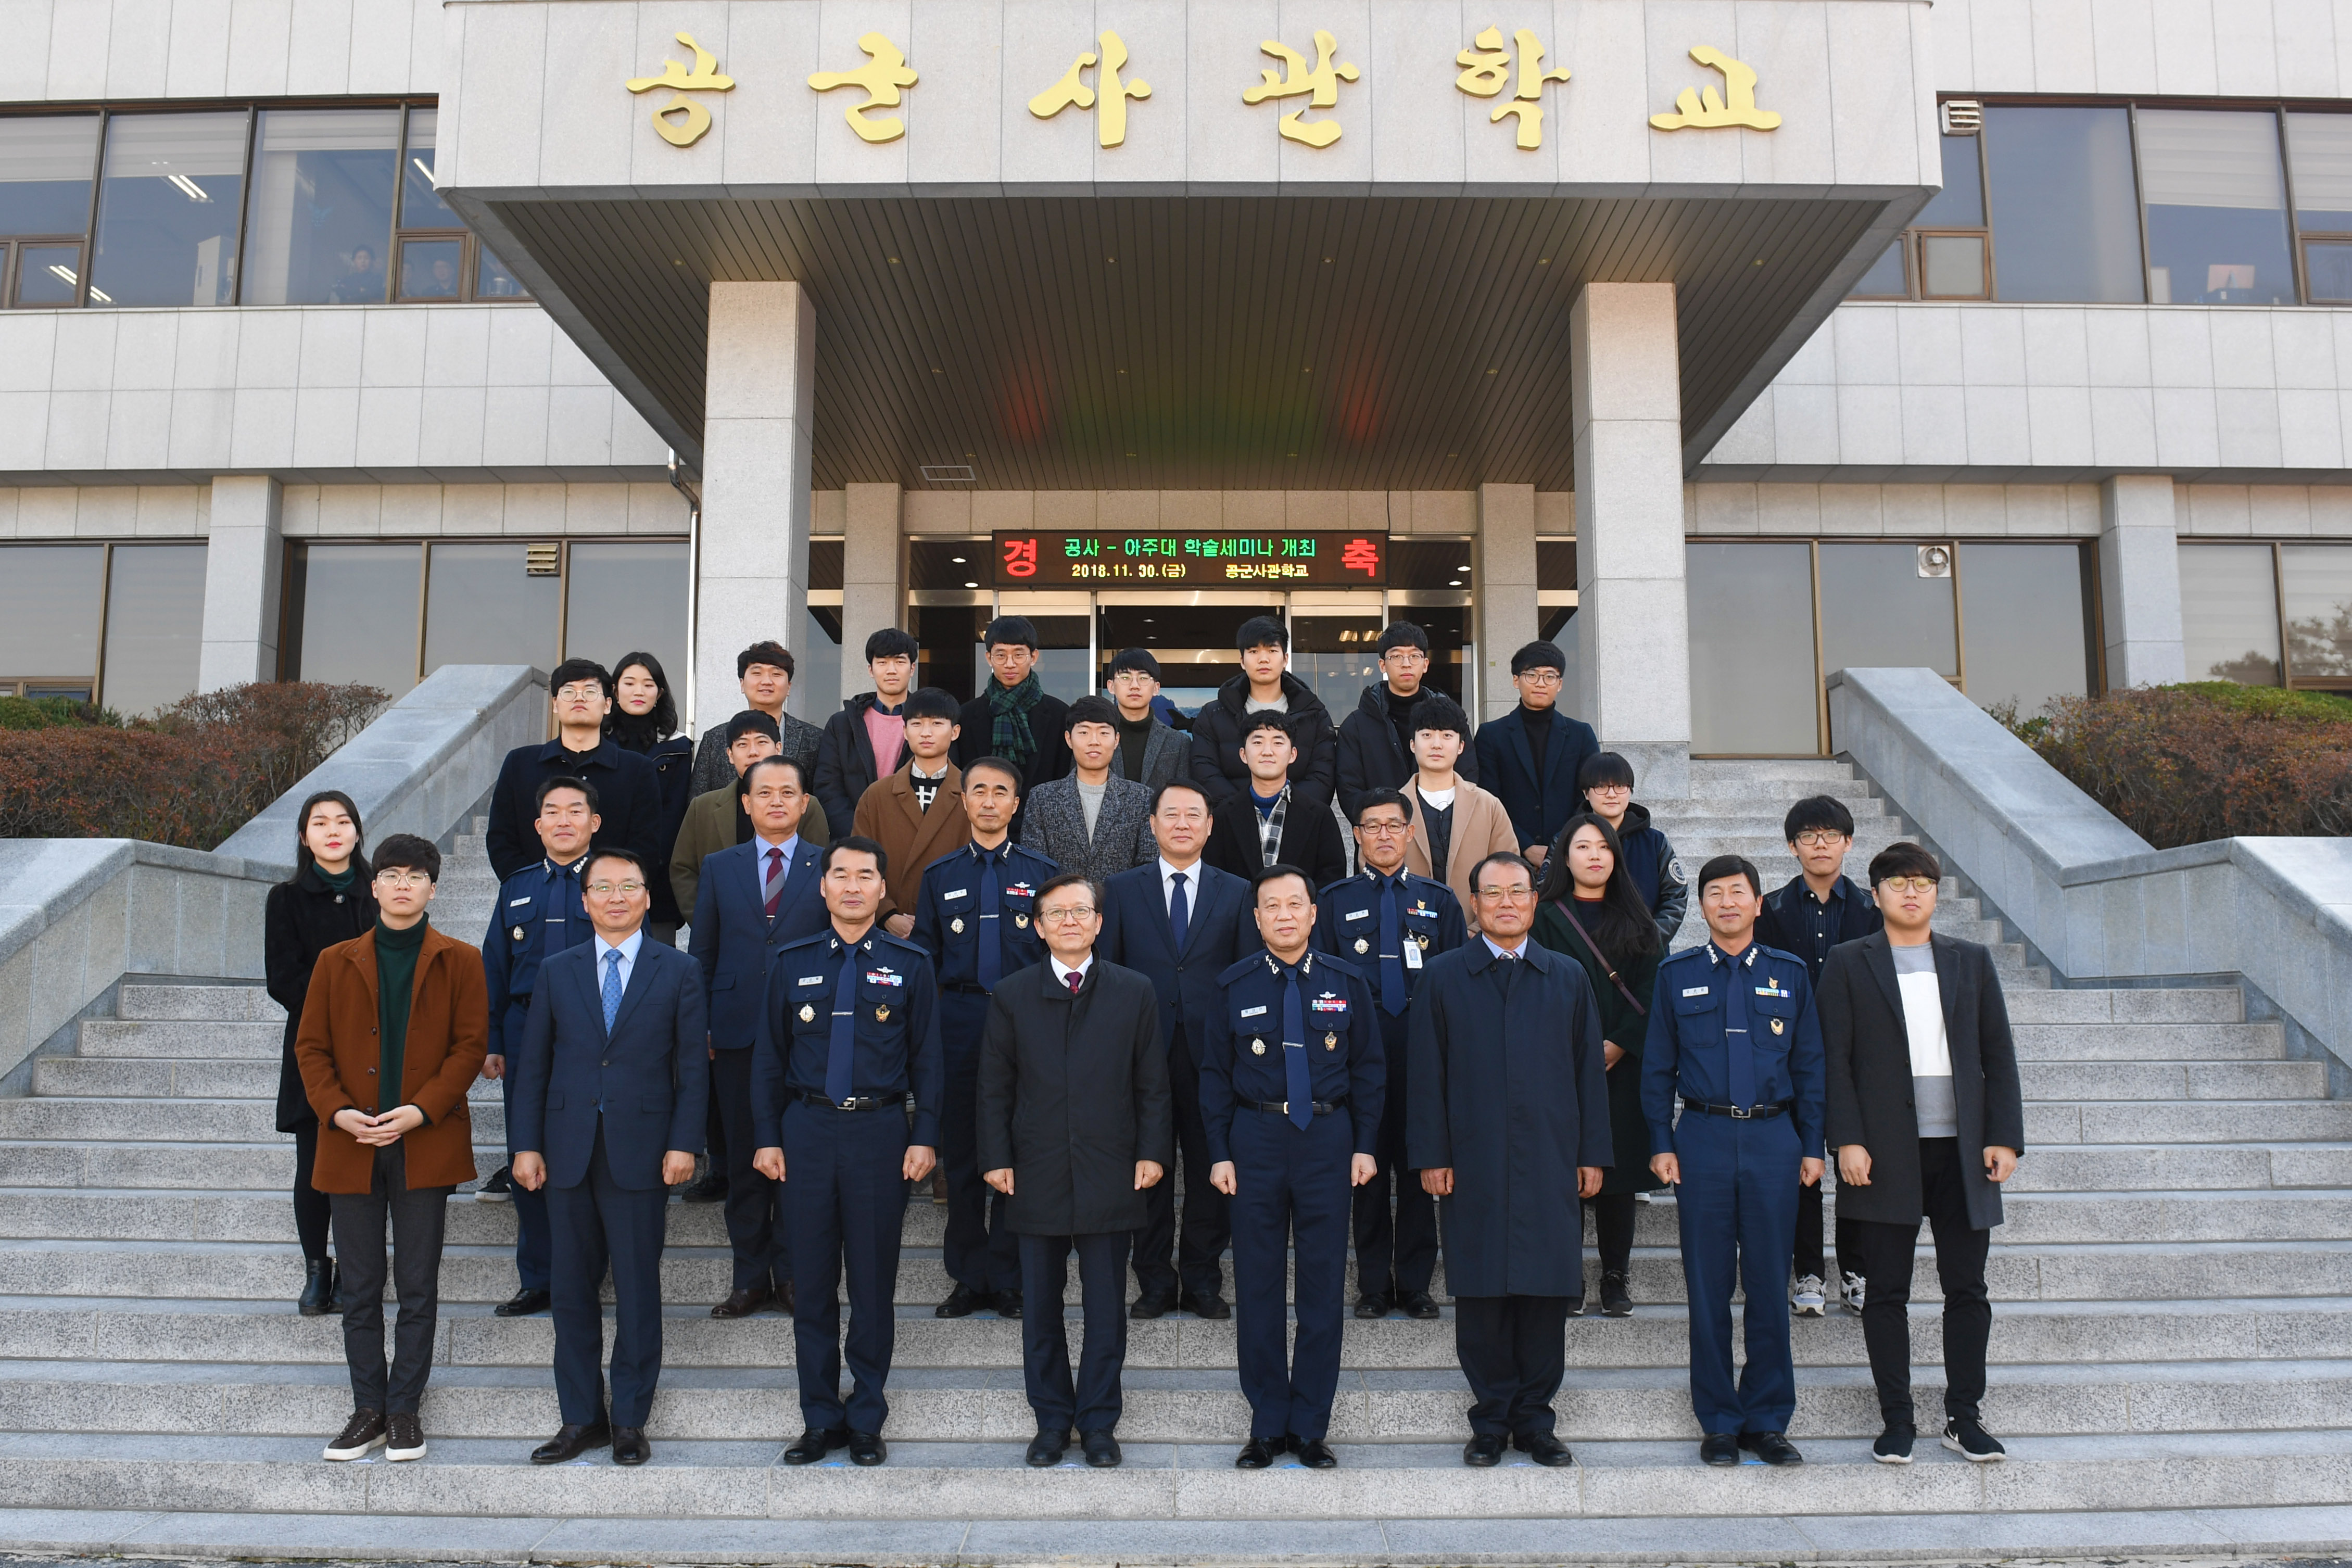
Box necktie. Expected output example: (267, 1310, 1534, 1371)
(824, 946, 858, 1104)
(977, 850, 1002, 988)
(1377, 878, 1407, 1016)
(1726, 953, 1756, 1108)
(1067, 970, 1083, 996)
(1168, 871, 1190, 953)
(601, 949, 623, 1032)
(1281, 966, 1312, 1130)
(545, 864, 577, 958)
(764, 845, 785, 919)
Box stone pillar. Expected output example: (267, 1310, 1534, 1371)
(1473, 484, 1537, 723)
(197, 475, 284, 689)
(698, 282, 816, 731)
(1571, 282, 1690, 798)
(2098, 474, 2186, 689)
(838, 482, 904, 704)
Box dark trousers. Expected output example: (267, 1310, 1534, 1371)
(1854, 1137, 1993, 1426)
(293, 1121, 332, 1261)
(1795, 1178, 1862, 1282)
(1589, 1192, 1635, 1278)
(783, 1098, 908, 1434)
(1229, 1108, 1351, 1443)
(1351, 1005, 1436, 1298)
(1674, 1110, 1800, 1435)
(1134, 1029, 1230, 1302)
(940, 995, 1019, 1293)
(703, 1080, 728, 1188)
(1019, 1230, 1131, 1435)
(328, 1142, 451, 1416)
(1456, 1294, 1571, 1437)
(498, 1065, 551, 1291)
(548, 1121, 671, 1428)
(712, 1046, 788, 1291)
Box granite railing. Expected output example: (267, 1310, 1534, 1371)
(0, 665, 546, 1085)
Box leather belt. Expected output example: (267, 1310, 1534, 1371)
(1243, 1098, 1347, 1116)
(1680, 1098, 1792, 1121)
(797, 1090, 909, 1112)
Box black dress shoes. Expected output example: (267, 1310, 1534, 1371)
(1353, 1292, 1390, 1319)
(1462, 1433, 1506, 1467)
(937, 1283, 985, 1318)
(612, 1427, 649, 1465)
(1235, 1435, 1285, 1468)
(530, 1420, 611, 1465)
(1699, 1432, 1740, 1466)
(993, 1288, 1024, 1319)
(298, 1258, 338, 1317)
(1026, 1429, 1068, 1466)
(1740, 1430, 1804, 1466)
(712, 1285, 773, 1319)
(679, 1170, 727, 1203)
(496, 1287, 551, 1318)
(1515, 1431, 1574, 1467)
(1181, 1291, 1232, 1320)
(1129, 1292, 1177, 1320)
(780, 1280, 796, 1313)
(782, 1427, 848, 1464)
(847, 1430, 887, 1466)
(1081, 1430, 1121, 1468)
(1398, 1290, 1441, 1320)
(1291, 1436, 1338, 1469)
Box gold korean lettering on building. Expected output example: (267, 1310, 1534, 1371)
(1649, 46, 1780, 130)
(1030, 31, 1153, 148)
(1455, 26, 1571, 149)
(809, 33, 920, 143)
(1242, 30, 1359, 148)
(624, 32, 736, 148)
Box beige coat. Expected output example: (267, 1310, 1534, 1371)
(1402, 777, 1521, 933)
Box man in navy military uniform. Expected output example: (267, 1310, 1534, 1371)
(912, 754, 1059, 1320)
(1642, 853, 1826, 1469)
(751, 837, 945, 1469)
(479, 776, 601, 1319)
(1312, 788, 1464, 1321)
(1202, 864, 1384, 1470)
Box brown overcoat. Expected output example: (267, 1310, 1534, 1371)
(295, 923, 490, 1194)
(853, 762, 972, 923)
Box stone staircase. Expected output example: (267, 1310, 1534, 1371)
(0, 766, 2347, 1562)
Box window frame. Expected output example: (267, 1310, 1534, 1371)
(0, 539, 217, 711)
(2178, 538, 2352, 692)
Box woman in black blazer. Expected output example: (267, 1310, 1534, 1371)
(262, 789, 375, 1317)
(608, 652, 696, 944)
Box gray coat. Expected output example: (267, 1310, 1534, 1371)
(1109, 720, 1188, 792)
(689, 710, 824, 800)
(1021, 774, 1157, 890)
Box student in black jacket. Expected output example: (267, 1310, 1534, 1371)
(1334, 621, 1476, 824)
(955, 615, 1073, 801)
(1187, 615, 1338, 816)
(607, 652, 695, 944)
(485, 660, 663, 884)
(1202, 713, 1349, 891)
(1472, 640, 1597, 867)
(814, 627, 916, 836)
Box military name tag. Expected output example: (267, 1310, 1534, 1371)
(1771, 1016, 1785, 1035)
(1682, 986, 1710, 998)
(799, 1004, 816, 1022)
(1251, 1038, 1266, 1055)
(875, 1004, 891, 1022)
(1354, 938, 1369, 954)
(950, 917, 965, 934)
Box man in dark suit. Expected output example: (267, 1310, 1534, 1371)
(954, 615, 1073, 804)
(1202, 713, 1348, 891)
(510, 848, 709, 1468)
(1471, 641, 1598, 870)
(1023, 696, 1156, 887)
(485, 659, 665, 883)
(1820, 841, 2024, 1467)
(1097, 779, 1261, 1318)
(814, 628, 916, 838)
(1334, 621, 1477, 824)
(688, 755, 828, 1319)
(979, 871, 1171, 1470)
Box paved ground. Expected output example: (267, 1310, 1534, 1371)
(1, 1554, 2348, 1568)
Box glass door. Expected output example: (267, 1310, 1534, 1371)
(1094, 591, 1286, 718)
(1285, 593, 1390, 716)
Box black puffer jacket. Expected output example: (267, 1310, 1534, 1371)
(1185, 671, 1339, 817)
(1334, 680, 1478, 824)
(263, 867, 376, 1132)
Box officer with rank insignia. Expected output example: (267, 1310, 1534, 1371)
(479, 776, 602, 1320)
(912, 755, 1059, 1320)
(1641, 853, 1825, 1471)
(1203, 864, 1384, 1471)
(1311, 788, 1464, 1321)
(751, 837, 945, 1469)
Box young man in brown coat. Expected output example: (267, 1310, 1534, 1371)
(853, 686, 972, 935)
(296, 832, 489, 1465)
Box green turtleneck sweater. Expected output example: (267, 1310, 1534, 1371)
(373, 915, 427, 1116)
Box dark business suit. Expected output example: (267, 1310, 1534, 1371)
(1472, 708, 1599, 857)
(1097, 859, 1260, 1303)
(510, 934, 709, 1428)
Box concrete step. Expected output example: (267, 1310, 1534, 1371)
(116, 987, 282, 1024)
(2007, 988, 2244, 1025)
(2030, 1100, 2352, 1146)
(0, 1098, 500, 1144)
(75, 1021, 284, 1060)
(2018, 1061, 2327, 1101)
(0, 1141, 506, 1191)
(2008, 1144, 2352, 1193)
(2009, 1023, 2283, 1062)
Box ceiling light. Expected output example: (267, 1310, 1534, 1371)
(951, 555, 967, 564)
(166, 174, 211, 202)
(411, 157, 435, 183)
(88, 286, 111, 303)
(1448, 579, 1462, 587)
(964, 580, 979, 588)
(46, 264, 76, 286)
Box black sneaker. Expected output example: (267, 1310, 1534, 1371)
(1563, 1295, 1585, 1319)
(475, 1166, 514, 1204)
(323, 1408, 386, 1462)
(1942, 1417, 2005, 1462)
(1598, 1271, 1633, 1317)
(385, 1412, 427, 1462)
(1873, 1424, 1916, 1465)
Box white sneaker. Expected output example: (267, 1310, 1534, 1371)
(1841, 1271, 1867, 1314)
(1792, 1274, 1826, 1317)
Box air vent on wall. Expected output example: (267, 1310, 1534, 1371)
(1940, 100, 1982, 135)
(1918, 543, 1953, 579)
(920, 464, 977, 483)
(525, 542, 561, 576)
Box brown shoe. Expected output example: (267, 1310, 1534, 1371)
(712, 1285, 773, 1319)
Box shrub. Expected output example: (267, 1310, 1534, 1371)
(0, 696, 114, 731)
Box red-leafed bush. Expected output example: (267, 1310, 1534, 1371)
(0, 682, 388, 850)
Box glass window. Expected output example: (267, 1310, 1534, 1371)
(1914, 132, 1986, 229)
(14, 243, 80, 306)
(2307, 241, 2352, 304)
(794, 605, 844, 723)
(2281, 544, 2352, 684)
(421, 542, 560, 678)
(907, 539, 981, 590)
(564, 541, 689, 691)
(476, 245, 529, 299)
(2178, 542, 2281, 685)
(2136, 108, 2294, 305)
(0, 544, 104, 688)
(100, 543, 206, 716)
(2287, 111, 2352, 232)
(242, 108, 398, 306)
(286, 542, 421, 694)
(1410, 604, 1469, 705)
(914, 604, 987, 703)
(90, 112, 248, 307)
(1019, 613, 1092, 704)
(398, 236, 462, 300)
(1819, 543, 1959, 681)
(1919, 233, 1989, 298)
(1389, 540, 1473, 590)
(1848, 237, 1906, 298)
(1957, 543, 2092, 719)
(1687, 542, 1818, 754)
(0, 115, 99, 235)
(398, 108, 458, 229)
(1984, 105, 2144, 303)
(1289, 611, 1386, 715)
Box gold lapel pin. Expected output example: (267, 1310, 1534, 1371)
(1770, 1016, 1785, 1035)
(876, 1004, 891, 1022)
(798, 1004, 816, 1022)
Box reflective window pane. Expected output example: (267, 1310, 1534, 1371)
(1688, 542, 1818, 754)
(288, 542, 420, 694)
(793, 605, 844, 724)
(422, 543, 560, 678)
(1003, 612, 1090, 704)
(1289, 612, 1386, 715)
(242, 108, 398, 306)
(2286, 111, 2352, 233)
(2281, 544, 2352, 682)
(1919, 234, 1988, 298)
(1848, 237, 1906, 297)
(1957, 543, 2091, 719)
(14, 243, 81, 306)
(2138, 108, 2295, 306)
(100, 543, 206, 716)
(1819, 542, 1959, 678)
(0, 115, 99, 236)
(564, 542, 689, 697)
(2178, 542, 2281, 685)
(1984, 105, 2144, 302)
(1913, 133, 1985, 229)
(0, 545, 104, 685)
(398, 108, 459, 229)
(398, 237, 462, 300)
(2308, 241, 2352, 304)
(90, 112, 247, 307)
(476, 244, 530, 299)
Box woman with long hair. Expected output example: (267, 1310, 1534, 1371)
(607, 651, 694, 944)
(1532, 810, 1665, 1318)
(263, 789, 375, 1316)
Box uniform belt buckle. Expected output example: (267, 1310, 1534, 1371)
(1729, 1103, 1753, 1120)
(1280, 1101, 1289, 1116)
(839, 1096, 857, 1111)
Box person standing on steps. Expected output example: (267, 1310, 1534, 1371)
(1574, 752, 1688, 945)
(606, 652, 696, 947)
(854, 686, 971, 936)
(978, 872, 1171, 1470)
(1187, 615, 1338, 817)
(1471, 640, 1598, 870)
(955, 616, 1075, 817)
(1531, 813, 1665, 1320)
(1203, 713, 1349, 891)
(264, 789, 375, 1319)
(1754, 794, 1885, 1320)
(296, 833, 488, 1467)
(484, 659, 664, 886)
(1398, 694, 1519, 933)
(1202, 864, 1383, 1471)
(510, 848, 709, 1470)
(671, 712, 833, 927)
(1334, 621, 1478, 826)
(689, 640, 826, 801)
(1311, 788, 1465, 1322)
(1022, 695, 1157, 888)
(1820, 841, 2022, 1467)
(1642, 855, 1824, 1470)
(815, 628, 918, 840)
(1105, 649, 1190, 787)
(1408, 851, 1610, 1470)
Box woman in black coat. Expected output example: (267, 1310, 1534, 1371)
(609, 651, 695, 942)
(262, 789, 374, 1317)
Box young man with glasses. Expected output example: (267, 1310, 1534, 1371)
(1755, 795, 1886, 1318)
(1573, 751, 1688, 945)
(1472, 641, 1598, 870)
(485, 659, 664, 884)
(1335, 621, 1478, 825)
(1104, 649, 1188, 788)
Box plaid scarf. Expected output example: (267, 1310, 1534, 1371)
(1255, 782, 1290, 866)
(986, 672, 1045, 770)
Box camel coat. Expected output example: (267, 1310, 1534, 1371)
(853, 762, 973, 923)
(1401, 777, 1522, 934)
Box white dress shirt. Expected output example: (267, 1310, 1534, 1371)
(1482, 932, 1528, 962)
(1050, 954, 1094, 989)
(595, 926, 646, 994)
(1158, 855, 1205, 916)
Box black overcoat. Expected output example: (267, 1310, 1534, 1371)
(977, 958, 1173, 1236)
(262, 867, 375, 1131)
(1819, 931, 2025, 1231)
(1406, 940, 1612, 1296)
